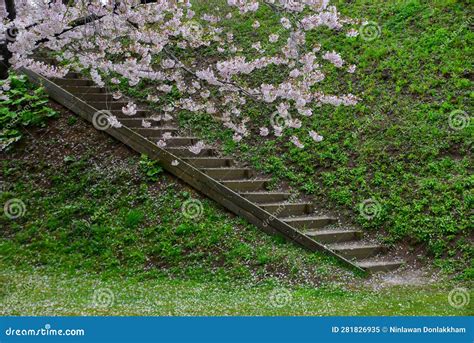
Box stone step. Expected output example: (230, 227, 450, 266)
(328, 243, 384, 260)
(75, 93, 117, 102)
(306, 229, 362, 244)
(183, 157, 234, 168)
(35, 58, 58, 65)
(240, 192, 293, 203)
(356, 259, 405, 273)
(202, 168, 255, 181)
(221, 179, 272, 192)
(133, 127, 179, 137)
(64, 72, 82, 79)
(158, 137, 200, 147)
(282, 216, 337, 229)
(165, 147, 217, 158)
(63, 86, 107, 94)
(52, 78, 93, 87)
(110, 110, 151, 118)
(259, 202, 313, 217)
(87, 101, 132, 110)
(118, 118, 163, 128)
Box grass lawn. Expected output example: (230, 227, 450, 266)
(1, 266, 471, 316)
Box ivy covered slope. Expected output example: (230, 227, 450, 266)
(168, 0, 472, 276)
(0, 74, 58, 150)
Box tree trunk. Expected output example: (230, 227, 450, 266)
(0, 0, 16, 79)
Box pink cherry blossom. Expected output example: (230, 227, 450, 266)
(2, 0, 359, 147)
(281, 18, 292, 29)
(162, 132, 173, 140)
(233, 133, 243, 142)
(259, 127, 269, 136)
(291, 136, 304, 149)
(122, 102, 137, 116)
(269, 34, 279, 43)
(309, 130, 324, 142)
(107, 116, 122, 128)
(188, 141, 205, 155)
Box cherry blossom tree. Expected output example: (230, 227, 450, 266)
(1, 0, 361, 147)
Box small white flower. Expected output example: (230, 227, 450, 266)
(162, 132, 173, 140)
(107, 116, 122, 128)
(281, 17, 291, 29)
(291, 136, 304, 148)
(346, 29, 359, 37)
(147, 94, 159, 102)
(259, 127, 269, 136)
(141, 120, 151, 128)
(289, 119, 302, 129)
(309, 130, 324, 142)
(252, 41, 263, 52)
(289, 69, 300, 78)
(157, 140, 167, 148)
(122, 102, 137, 116)
(233, 133, 242, 142)
(298, 108, 313, 117)
(161, 59, 175, 69)
(112, 91, 122, 100)
(252, 20, 260, 29)
(348, 65, 356, 74)
(158, 85, 172, 93)
(269, 34, 279, 43)
(188, 141, 205, 155)
(171, 160, 179, 166)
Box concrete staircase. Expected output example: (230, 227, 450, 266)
(23, 56, 405, 273)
